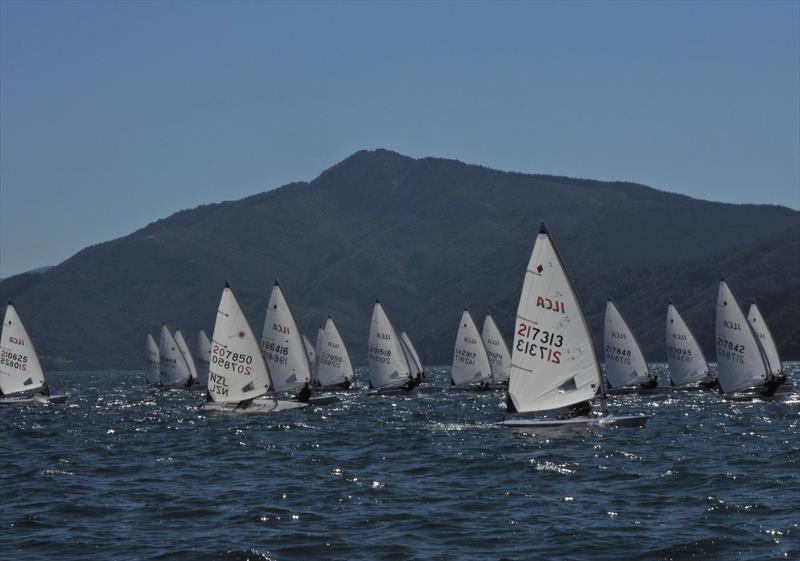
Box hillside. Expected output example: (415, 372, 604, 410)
(0, 149, 797, 368)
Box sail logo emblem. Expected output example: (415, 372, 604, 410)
(723, 320, 741, 331)
(535, 296, 565, 314)
(8, 336, 24, 346)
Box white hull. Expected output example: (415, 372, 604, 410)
(500, 414, 649, 429)
(0, 393, 68, 406)
(307, 395, 339, 406)
(200, 398, 308, 413)
(163, 383, 206, 392)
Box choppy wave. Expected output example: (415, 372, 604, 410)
(1, 364, 798, 560)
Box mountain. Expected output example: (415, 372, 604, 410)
(0, 149, 797, 369)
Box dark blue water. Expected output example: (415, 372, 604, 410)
(1, 364, 798, 561)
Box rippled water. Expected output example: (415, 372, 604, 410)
(1, 364, 798, 561)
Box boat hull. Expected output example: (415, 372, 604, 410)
(199, 399, 308, 413)
(499, 415, 649, 429)
(0, 394, 68, 406)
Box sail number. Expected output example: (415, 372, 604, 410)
(320, 351, 343, 367)
(0, 349, 28, 370)
(667, 345, 693, 362)
(369, 345, 391, 364)
(516, 322, 562, 364)
(211, 344, 253, 374)
(605, 344, 631, 365)
(716, 337, 745, 364)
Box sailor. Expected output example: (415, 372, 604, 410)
(205, 389, 213, 402)
(560, 400, 592, 419)
(236, 398, 252, 409)
(184, 376, 195, 388)
(39, 382, 50, 397)
(296, 381, 312, 403)
(476, 380, 491, 391)
(639, 376, 658, 390)
(760, 375, 780, 397)
(341, 378, 352, 390)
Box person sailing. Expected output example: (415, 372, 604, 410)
(296, 381, 312, 402)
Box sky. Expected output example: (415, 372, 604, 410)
(1, 1, 798, 277)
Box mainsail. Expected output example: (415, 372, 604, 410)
(145, 334, 161, 386)
(665, 303, 709, 386)
(197, 329, 212, 386)
(260, 281, 312, 393)
(368, 300, 412, 390)
(174, 329, 198, 383)
(507, 224, 602, 413)
(207, 282, 270, 403)
(451, 309, 492, 387)
(0, 303, 46, 395)
(715, 279, 770, 393)
(603, 300, 650, 389)
(159, 324, 192, 386)
(747, 302, 782, 376)
(482, 313, 511, 383)
(314, 316, 354, 388)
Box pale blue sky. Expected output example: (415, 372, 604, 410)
(1, 1, 798, 277)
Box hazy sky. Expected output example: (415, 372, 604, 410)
(1, 1, 798, 277)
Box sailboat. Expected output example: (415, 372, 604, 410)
(145, 334, 161, 386)
(260, 280, 336, 405)
(196, 329, 212, 387)
(200, 282, 307, 413)
(500, 224, 647, 428)
(604, 299, 658, 392)
(747, 301, 786, 385)
(450, 308, 492, 390)
(368, 299, 415, 394)
(715, 277, 775, 396)
(0, 301, 67, 405)
(665, 302, 711, 388)
(159, 324, 193, 389)
(482, 313, 511, 387)
(174, 329, 201, 388)
(313, 325, 324, 382)
(313, 315, 355, 390)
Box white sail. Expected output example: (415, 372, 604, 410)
(400, 332, 423, 375)
(197, 329, 212, 386)
(313, 326, 324, 381)
(507, 224, 602, 413)
(665, 303, 709, 386)
(748, 302, 782, 376)
(451, 309, 492, 387)
(0, 303, 46, 395)
(303, 333, 316, 368)
(482, 313, 511, 383)
(159, 324, 192, 386)
(368, 300, 412, 389)
(260, 282, 311, 394)
(174, 329, 198, 382)
(314, 316, 354, 388)
(603, 300, 650, 389)
(715, 279, 769, 393)
(207, 283, 270, 403)
(145, 334, 161, 385)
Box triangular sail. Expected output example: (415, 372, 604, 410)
(159, 325, 192, 386)
(665, 304, 709, 386)
(303, 334, 316, 369)
(145, 334, 161, 385)
(507, 225, 602, 413)
(451, 309, 492, 386)
(715, 280, 770, 393)
(0, 303, 45, 395)
(368, 301, 411, 389)
(260, 283, 312, 394)
(603, 300, 650, 389)
(400, 332, 422, 378)
(314, 317, 354, 388)
(196, 329, 212, 386)
(482, 313, 511, 383)
(313, 326, 324, 381)
(174, 329, 198, 382)
(748, 303, 782, 376)
(207, 284, 269, 403)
